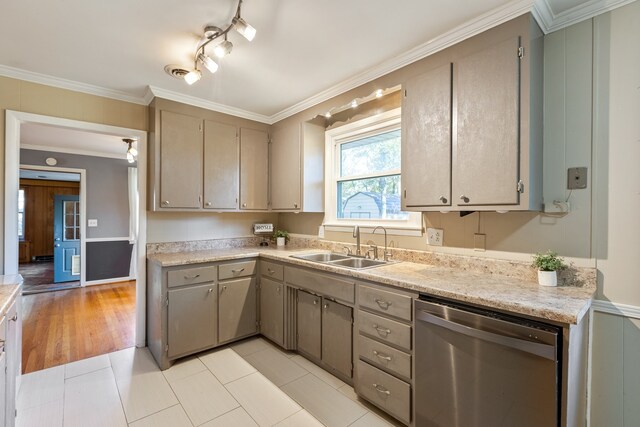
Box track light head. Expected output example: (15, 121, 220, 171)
(198, 53, 219, 74)
(213, 39, 233, 58)
(184, 69, 202, 85)
(233, 17, 256, 41)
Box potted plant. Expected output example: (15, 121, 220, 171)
(273, 229, 290, 247)
(532, 251, 567, 287)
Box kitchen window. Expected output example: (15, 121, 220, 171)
(324, 108, 422, 235)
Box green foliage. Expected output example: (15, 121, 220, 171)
(272, 229, 289, 243)
(532, 251, 567, 272)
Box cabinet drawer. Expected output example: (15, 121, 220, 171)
(219, 260, 257, 280)
(286, 267, 355, 304)
(168, 266, 217, 288)
(358, 334, 411, 380)
(260, 261, 284, 282)
(357, 360, 410, 425)
(359, 284, 413, 321)
(358, 310, 411, 351)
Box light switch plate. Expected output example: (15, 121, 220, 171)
(427, 228, 443, 246)
(88, 219, 98, 227)
(567, 167, 588, 189)
(474, 233, 486, 251)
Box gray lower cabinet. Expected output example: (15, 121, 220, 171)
(4, 301, 18, 427)
(219, 277, 257, 344)
(168, 283, 217, 358)
(0, 315, 6, 425)
(259, 277, 284, 346)
(322, 299, 353, 379)
(297, 290, 322, 359)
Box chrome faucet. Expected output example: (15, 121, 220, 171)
(352, 225, 361, 256)
(371, 226, 391, 261)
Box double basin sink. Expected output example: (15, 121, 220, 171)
(291, 252, 392, 270)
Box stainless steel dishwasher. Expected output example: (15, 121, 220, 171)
(415, 296, 561, 427)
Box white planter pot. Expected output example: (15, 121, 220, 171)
(276, 237, 285, 247)
(538, 270, 557, 287)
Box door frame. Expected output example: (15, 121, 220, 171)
(21, 165, 86, 284)
(5, 110, 148, 347)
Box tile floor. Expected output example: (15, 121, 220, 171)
(17, 337, 404, 427)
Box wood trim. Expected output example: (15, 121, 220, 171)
(20, 179, 79, 188)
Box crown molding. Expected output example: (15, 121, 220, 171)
(146, 86, 272, 124)
(0, 64, 148, 105)
(547, 0, 637, 32)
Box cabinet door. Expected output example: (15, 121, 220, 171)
(204, 120, 238, 210)
(296, 290, 322, 360)
(168, 283, 217, 358)
(160, 111, 203, 209)
(402, 63, 452, 208)
(0, 315, 6, 426)
(239, 128, 269, 210)
(270, 123, 301, 210)
(259, 277, 284, 346)
(454, 37, 520, 206)
(321, 299, 353, 379)
(5, 301, 18, 427)
(219, 277, 257, 343)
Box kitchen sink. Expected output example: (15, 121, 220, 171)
(330, 257, 389, 269)
(290, 252, 393, 269)
(292, 253, 351, 262)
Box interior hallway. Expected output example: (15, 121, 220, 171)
(19, 261, 80, 294)
(22, 281, 136, 374)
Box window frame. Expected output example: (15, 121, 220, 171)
(323, 108, 422, 236)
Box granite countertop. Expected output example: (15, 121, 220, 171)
(0, 275, 23, 317)
(148, 248, 594, 325)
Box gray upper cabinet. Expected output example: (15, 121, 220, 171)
(321, 299, 353, 379)
(204, 120, 238, 210)
(240, 128, 269, 210)
(297, 290, 322, 360)
(218, 277, 257, 343)
(402, 63, 453, 208)
(168, 283, 217, 358)
(259, 277, 284, 346)
(270, 122, 301, 210)
(454, 37, 520, 207)
(160, 111, 203, 209)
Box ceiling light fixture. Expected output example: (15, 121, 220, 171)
(123, 138, 138, 163)
(165, 0, 256, 85)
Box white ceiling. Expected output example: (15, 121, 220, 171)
(0, 0, 603, 120)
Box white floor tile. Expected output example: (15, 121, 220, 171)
(171, 370, 239, 426)
(282, 374, 366, 427)
(200, 407, 258, 427)
(337, 384, 359, 401)
(162, 356, 207, 384)
(18, 365, 65, 411)
(199, 348, 256, 384)
(274, 410, 325, 427)
(349, 411, 401, 427)
(113, 370, 178, 422)
(63, 367, 127, 427)
(108, 347, 158, 380)
(128, 404, 192, 427)
(244, 348, 307, 386)
(229, 337, 270, 357)
(226, 372, 300, 427)
(291, 355, 347, 389)
(16, 400, 63, 427)
(64, 355, 111, 379)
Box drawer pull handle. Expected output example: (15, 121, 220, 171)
(9, 315, 17, 322)
(231, 268, 245, 273)
(184, 274, 200, 280)
(373, 350, 392, 361)
(267, 268, 275, 275)
(374, 298, 392, 309)
(373, 384, 391, 395)
(372, 324, 391, 336)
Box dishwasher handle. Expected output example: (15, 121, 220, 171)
(416, 310, 556, 361)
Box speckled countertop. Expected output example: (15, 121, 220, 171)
(148, 248, 594, 325)
(0, 275, 23, 317)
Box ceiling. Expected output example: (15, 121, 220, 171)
(0, 0, 603, 120)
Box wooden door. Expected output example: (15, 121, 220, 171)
(204, 120, 238, 210)
(160, 110, 203, 209)
(402, 63, 453, 208)
(239, 128, 269, 210)
(270, 123, 301, 210)
(259, 277, 284, 346)
(454, 37, 521, 206)
(218, 277, 257, 343)
(321, 299, 353, 378)
(168, 283, 217, 358)
(296, 290, 322, 360)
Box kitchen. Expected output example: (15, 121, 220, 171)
(2, 2, 638, 425)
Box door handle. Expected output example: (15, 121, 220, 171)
(55, 237, 61, 241)
(54, 244, 61, 248)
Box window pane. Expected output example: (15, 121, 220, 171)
(64, 201, 74, 215)
(337, 175, 407, 220)
(18, 189, 25, 211)
(18, 212, 23, 238)
(340, 129, 401, 177)
(65, 228, 75, 240)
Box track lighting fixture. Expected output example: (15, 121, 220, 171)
(165, 0, 256, 85)
(123, 138, 137, 163)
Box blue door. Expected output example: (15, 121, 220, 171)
(53, 195, 80, 283)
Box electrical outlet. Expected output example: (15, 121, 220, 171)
(88, 219, 98, 227)
(427, 228, 443, 246)
(474, 233, 486, 251)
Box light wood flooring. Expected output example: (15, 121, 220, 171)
(22, 281, 136, 374)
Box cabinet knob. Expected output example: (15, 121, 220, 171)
(313, 299, 318, 305)
(277, 286, 281, 294)
(9, 315, 17, 322)
(162, 200, 170, 206)
(242, 203, 247, 208)
(208, 288, 213, 293)
(323, 304, 329, 310)
(459, 195, 469, 203)
(294, 203, 298, 209)
(222, 286, 227, 291)
(205, 202, 212, 207)
(439, 196, 448, 204)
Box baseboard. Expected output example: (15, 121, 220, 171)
(591, 299, 640, 320)
(84, 276, 135, 287)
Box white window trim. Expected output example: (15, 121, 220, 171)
(323, 108, 422, 236)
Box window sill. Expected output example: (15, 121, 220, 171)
(323, 223, 423, 237)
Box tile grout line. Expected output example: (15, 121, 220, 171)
(105, 361, 132, 426)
